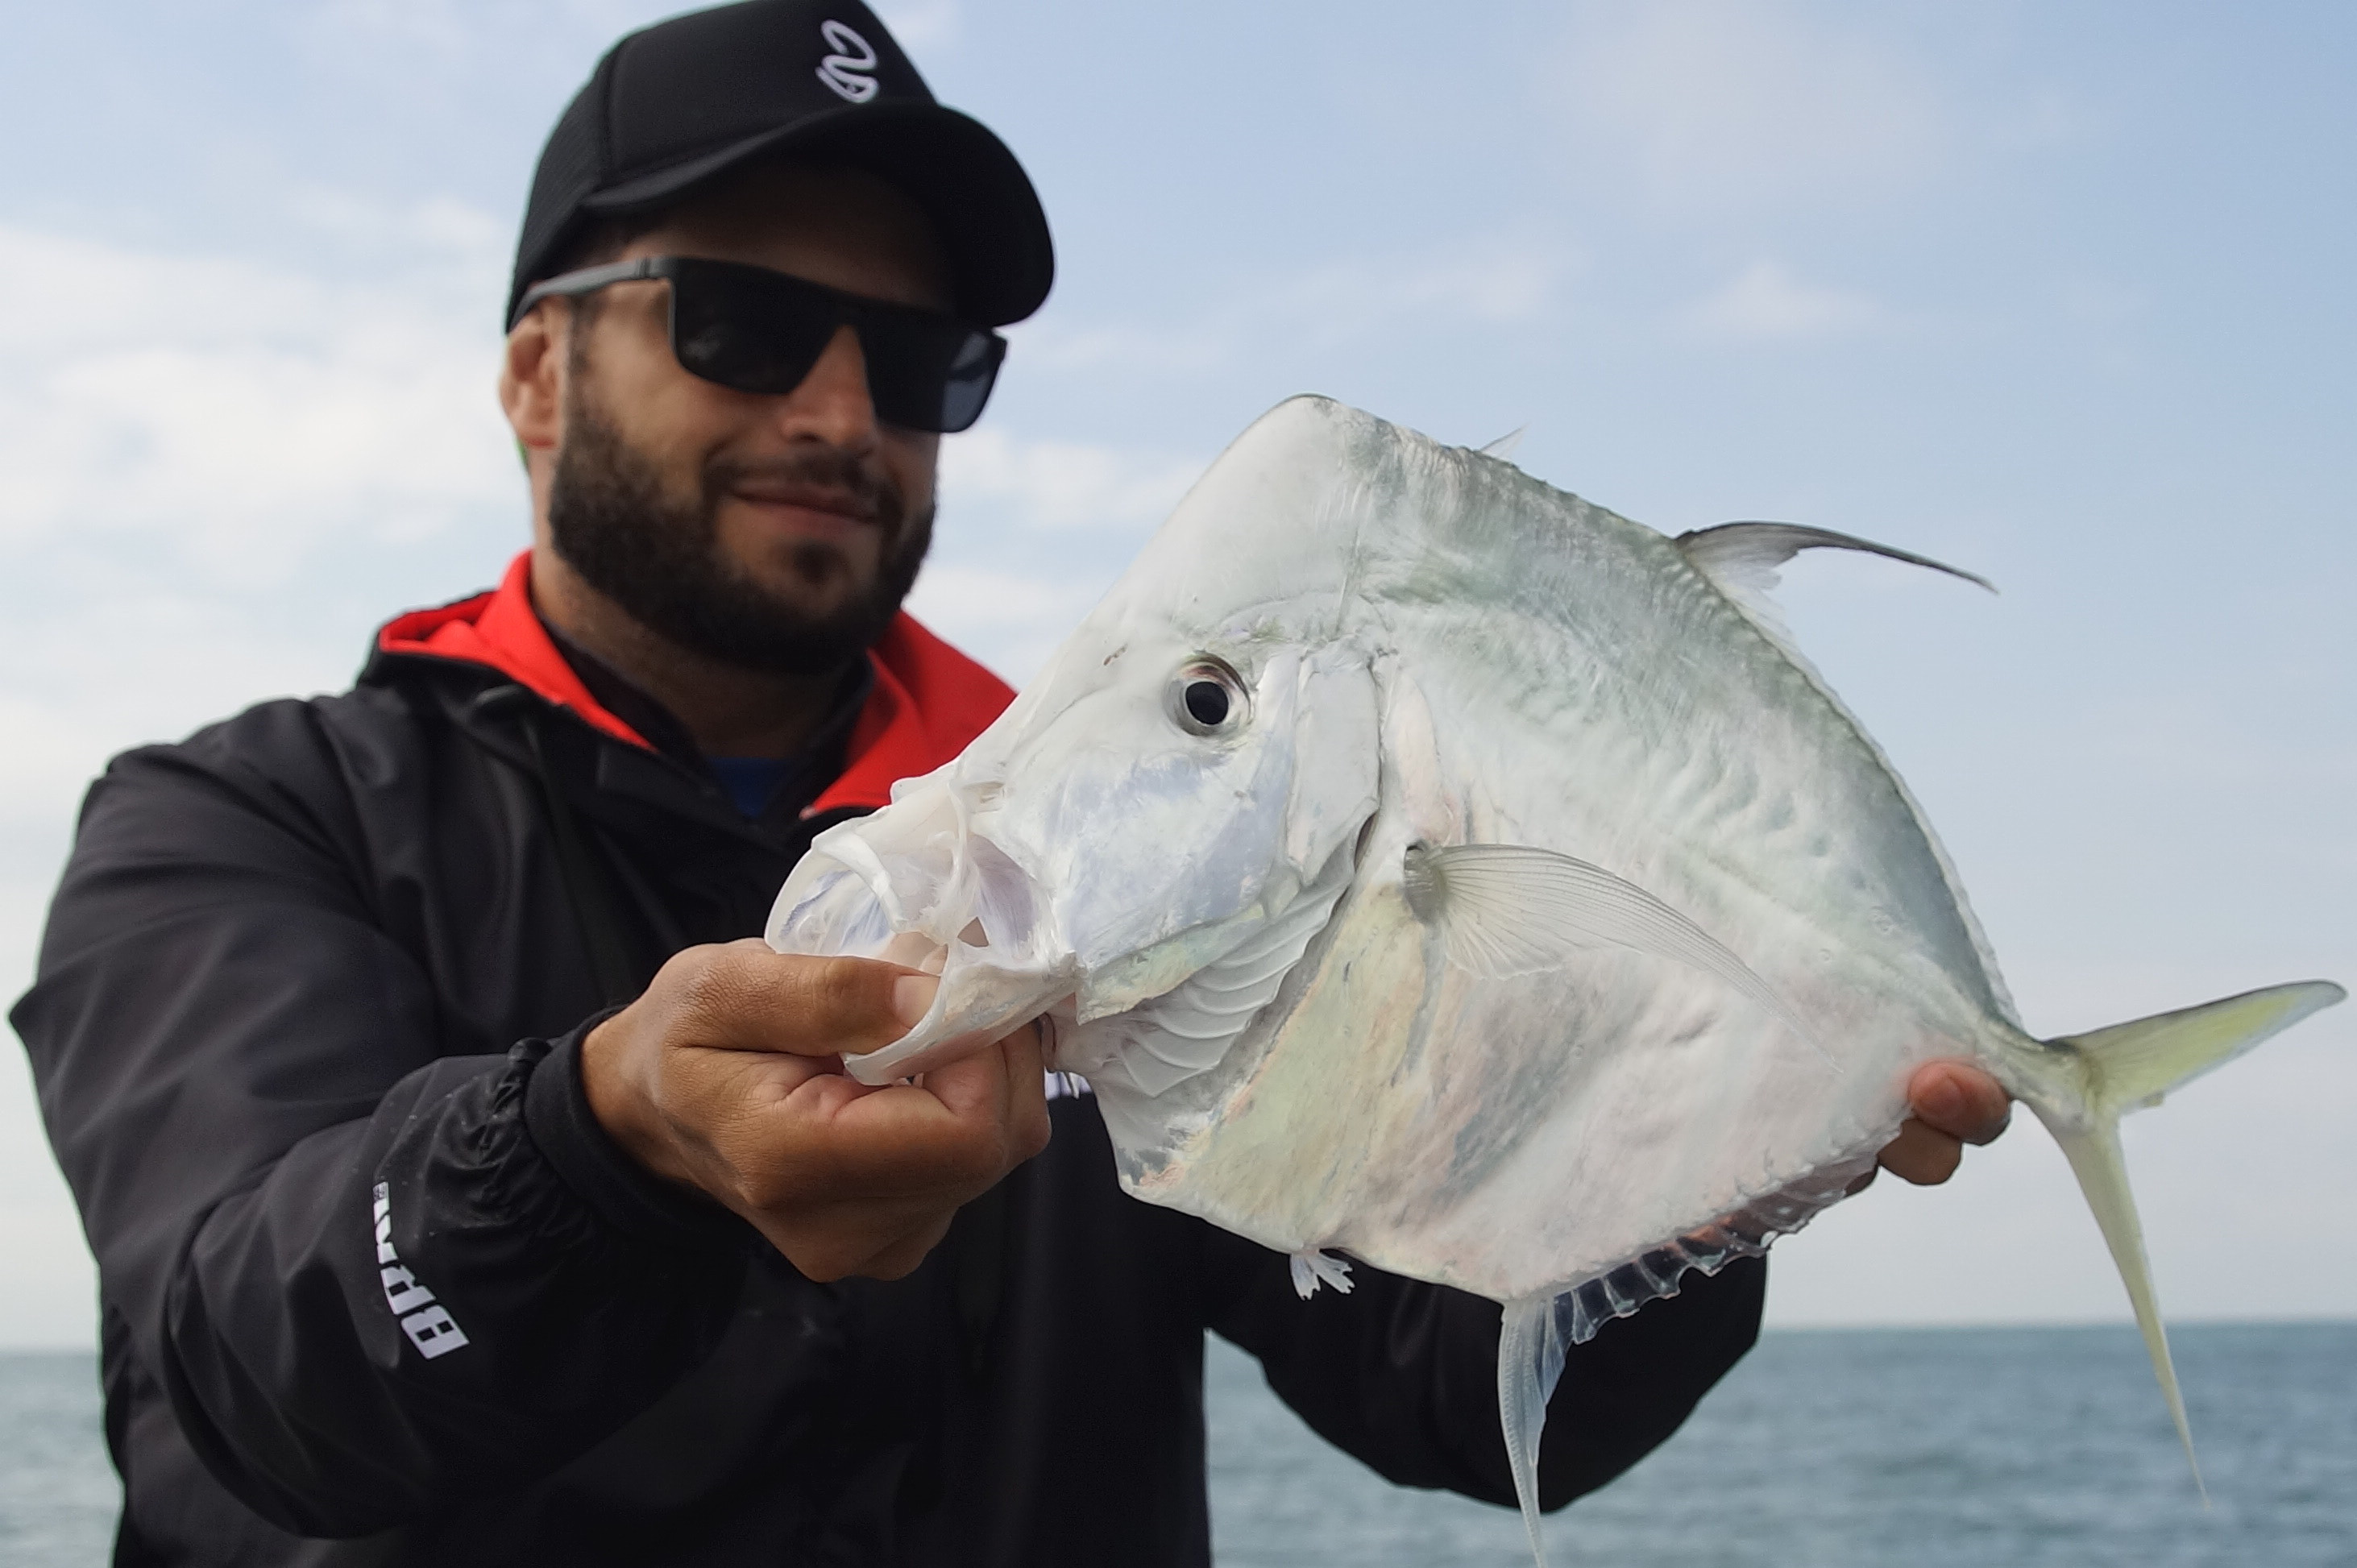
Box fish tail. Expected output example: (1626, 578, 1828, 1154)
(1497, 1292, 1570, 1568)
(2036, 1114, 2207, 1500)
(2027, 979, 2345, 1498)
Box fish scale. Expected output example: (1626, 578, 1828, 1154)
(769, 395, 2343, 1565)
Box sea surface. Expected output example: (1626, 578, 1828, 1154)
(4, 1323, 2352, 1565)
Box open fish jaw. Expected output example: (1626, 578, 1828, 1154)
(768, 768, 1076, 1081)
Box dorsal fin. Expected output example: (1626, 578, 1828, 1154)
(1477, 425, 1527, 459)
(1674, 521, 1995, 600)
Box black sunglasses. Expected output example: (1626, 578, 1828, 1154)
(511, 255, 1006, 434)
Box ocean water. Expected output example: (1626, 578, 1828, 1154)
(4, 1324, 2352, 1565)
(1206, 1322, 2357, 1567)
(0, 1352, 118, 1566)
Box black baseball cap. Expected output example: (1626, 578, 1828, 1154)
(508, 0, 1053, 330)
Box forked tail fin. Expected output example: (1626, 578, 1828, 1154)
(2032, 979, 2346, 1496)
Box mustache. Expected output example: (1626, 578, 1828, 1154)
(703, 446, 904, 529)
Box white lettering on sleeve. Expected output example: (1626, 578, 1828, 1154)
(400, 1305, 471, 1359)
(370, 1182, 470, 1359)
(380, 1265, 437, 1317)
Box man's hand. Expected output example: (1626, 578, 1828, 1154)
(581, 939, 1051, 1281)
(1869, 1060, 2012, 1188)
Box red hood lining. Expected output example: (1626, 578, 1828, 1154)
(376, 552, 1012, 816)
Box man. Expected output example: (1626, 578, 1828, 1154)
(16, 3, 2009, 1564)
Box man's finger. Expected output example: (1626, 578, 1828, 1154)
(1878, 1119, 1964, 1185)
(923, 1019, 1046, 1124)
(669, 943, 935, 1060)
(1871, 1060, 2013, 1187)
(773, 1034, 1046, 1197)
(1904, 1059, 2011, 1146)
(993, 1023, 1053, 1163)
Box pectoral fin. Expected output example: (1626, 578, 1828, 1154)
(1401, 842, 1826, 1062)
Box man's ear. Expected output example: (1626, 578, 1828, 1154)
(499, 308, 565, 456)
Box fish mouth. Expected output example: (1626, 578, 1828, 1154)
(766, 773, 1073, 1085)
(766, 769, 1371, 1097)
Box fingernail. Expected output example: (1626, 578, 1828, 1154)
(890, 974, 938, 1031)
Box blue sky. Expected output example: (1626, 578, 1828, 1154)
(0, 2, 2350, 1350)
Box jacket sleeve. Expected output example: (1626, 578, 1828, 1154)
(1201, 1226, 1764, 1511)
(12, 720, 752, 1538)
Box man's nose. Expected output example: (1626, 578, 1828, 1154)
(774, 323, 880, 449)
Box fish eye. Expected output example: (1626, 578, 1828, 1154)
(1168, 657, 1249, 737)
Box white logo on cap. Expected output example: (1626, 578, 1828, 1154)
(815, 20, 880, 103)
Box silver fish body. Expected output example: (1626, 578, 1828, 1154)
(770, 396, 2340, 1560)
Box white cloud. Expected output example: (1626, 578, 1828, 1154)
(905, 562, 1111, 687)
(304, 0, 662, 57)
(283, 187, 512, 280)
(1010, 317, 1234, 376)
(873, 0, 962, 49)
(940, 428, 1199, 531)
(0, 223, 519, 589)
(307, 0, 473, 54)
(0, 214, 521, 868)
(1681, 259, 1893, 342)
(1550, 3, 1946, 214)
(0, 589, 359, 822)
(305, 0, 961, 72)
(0, 694, 115, 825)
(1015, 236, 1570, 375)
(1280, 242, 1562, 340)
(920, 429, 1205, 683)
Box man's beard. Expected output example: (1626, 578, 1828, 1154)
(546, 384, 932, 678)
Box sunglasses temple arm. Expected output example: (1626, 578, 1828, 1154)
(509, 256, 666, 329)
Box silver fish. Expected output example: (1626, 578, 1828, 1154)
(770, 396, 2342, 1560)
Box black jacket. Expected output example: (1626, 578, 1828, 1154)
(15, 566, 1764, 1566)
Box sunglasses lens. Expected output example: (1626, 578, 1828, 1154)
(669, 265, 836, 396)
(864, 317, 1005, 434)
(664, 261, 1005, 434)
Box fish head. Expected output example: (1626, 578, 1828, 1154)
(768, 398, 1388, 1085)
(768, 637, 1382, 1084)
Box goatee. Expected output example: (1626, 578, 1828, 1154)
(546, 389, 932, 677)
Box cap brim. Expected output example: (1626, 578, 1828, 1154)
(581, 100, 1052, 327)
